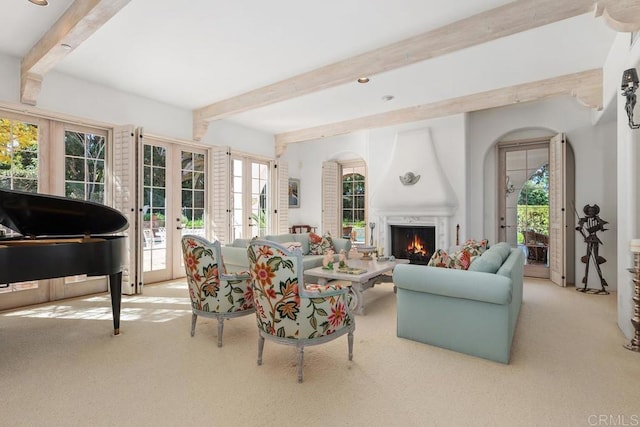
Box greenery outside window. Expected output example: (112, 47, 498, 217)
(0, 118, 39, 193)
(342, 162, 366, 243)
(64, 129, 106, 203)
(517, 163, 549, 244)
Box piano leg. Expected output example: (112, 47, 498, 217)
(109, 272, 122, 335)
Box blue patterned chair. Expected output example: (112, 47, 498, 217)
(181, 235, 255, 347)
(247, 239, 355, 383)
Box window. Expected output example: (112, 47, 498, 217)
(64, 129, 106, 203)
(0, 117, 39, 192)
(342, 162, 366, 243)
(181, 150, 206, 234)
(231, 156, 270, 239)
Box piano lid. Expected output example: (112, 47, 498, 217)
(0, 188, 128, 237)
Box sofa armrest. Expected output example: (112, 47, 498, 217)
(393, 264, 512, 305)
(332, 237, 352, 257)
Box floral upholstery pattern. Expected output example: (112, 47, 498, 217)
(181, 235, 255, 347)
(427, 239, 489, 270)
(247, 239, 355, 382)
(308, 232, 334, 255)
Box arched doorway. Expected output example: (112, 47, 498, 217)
(498, 132, 575, 283)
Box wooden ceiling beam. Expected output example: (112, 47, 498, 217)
(274, 69, 602, 155)
(20, 0, 130, 106)
(595, 0, 640, 32)
(193, 0, 597, 140)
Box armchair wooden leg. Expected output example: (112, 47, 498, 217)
(297, 346, 304, 383)
(257, 335, 265, 366)
(217, 318, 224, 348)
(190, 313, 197, 337)
(348, 330, 354, 361)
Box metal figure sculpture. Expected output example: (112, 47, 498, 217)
(575, 204, 609, 295)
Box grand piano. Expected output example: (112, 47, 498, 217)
(0, 188, 128, 335)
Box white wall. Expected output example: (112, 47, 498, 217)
(0, 52, 273, 156)
(468, 97, 617, 291)
(611, 33, 640, 340)
(281, 116, 467, 245)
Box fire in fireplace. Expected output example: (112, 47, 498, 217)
(390, 225, 436, 265)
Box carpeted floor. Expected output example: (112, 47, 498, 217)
(1, 277, 639, 426)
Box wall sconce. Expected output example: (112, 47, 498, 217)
(505, 176, 516, 195)
(621, 68, 640, 129)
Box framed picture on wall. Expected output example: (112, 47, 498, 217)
(288, 178, 300, 208)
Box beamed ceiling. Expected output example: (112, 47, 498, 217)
(2, 0, 640, 155)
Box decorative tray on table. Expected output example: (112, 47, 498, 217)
(337, 267, 367, 275)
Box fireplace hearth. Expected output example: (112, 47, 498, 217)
(390, 225, 436, 265)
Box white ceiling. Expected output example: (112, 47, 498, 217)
(0, 1, 619, 136)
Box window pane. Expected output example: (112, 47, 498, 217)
(65, 182, 85, 199)
(87, 183, 104, 203)
(0, 118, 39, 193)
(182, 171, 193, 189)
(181, 151, 193, 171)
(64, 128, 105, 203)
(65, 157, 84, 181)
(194, 153, 205, 171)
(194, 190, 204, 209)
(152, 167, 166, 187)
(64, 132, 84, 156)
(152, 146, 166, 167)
(194, 172, 205, 190)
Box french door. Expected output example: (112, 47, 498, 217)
(141, 136, 208, 284)
(231, 155, 271, 239)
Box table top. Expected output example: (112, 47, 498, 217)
(305, 258, 403, 283)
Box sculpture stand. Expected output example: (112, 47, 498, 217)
(625, 251, 640, 352)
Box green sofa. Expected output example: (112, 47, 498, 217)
(393, 242, 524, 363)
(221, 232, 352, 272)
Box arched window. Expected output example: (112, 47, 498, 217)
(341, 161, 366, 243)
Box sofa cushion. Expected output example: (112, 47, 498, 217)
(265, 233, 297, 243)
(488, 242, 511, 263)
(468, 250, 502, 274)
(292, 233, 311, 255)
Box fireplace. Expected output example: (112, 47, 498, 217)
(390, 225, 436, 265)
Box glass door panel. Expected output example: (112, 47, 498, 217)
(142, 143, 168, 281)
(231, 156, 270, 239)
(0, 115, 48, 310)
(250, 162, 269, 237)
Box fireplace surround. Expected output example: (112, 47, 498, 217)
(390, 225, 436, 264)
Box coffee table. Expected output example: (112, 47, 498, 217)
(305, 258, 406, 315)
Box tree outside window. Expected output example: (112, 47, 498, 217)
(342, 164, 366, 242)
(0, 118, 39, 192)
(64, 130, 106, 203)
(517, 164, 549, 243)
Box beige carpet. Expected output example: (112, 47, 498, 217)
(1, 278, 639, 427)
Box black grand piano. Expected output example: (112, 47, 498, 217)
(0, 188, 128, 335)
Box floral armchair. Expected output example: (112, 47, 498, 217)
(181, 235, 254, 347)
(247, 239, 355, 383)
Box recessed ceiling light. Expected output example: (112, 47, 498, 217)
(357, 77, 370, 84)
(28, 0, 49, 6)
(382, 95, 394, 102)
(60, 43, 72, 50)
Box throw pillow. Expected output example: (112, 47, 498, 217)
(428, 249, 452, 268)
(428, 247, 473, 270)
(309, 232, 334, 255)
